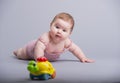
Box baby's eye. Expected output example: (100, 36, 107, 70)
(56, 26, 59, 29)
(63, 29, 66, 32)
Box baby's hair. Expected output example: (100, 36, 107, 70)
(51, 12, 74, 32)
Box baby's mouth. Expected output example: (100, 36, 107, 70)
(55, 34, 62, 38)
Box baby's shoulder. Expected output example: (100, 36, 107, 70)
(64, 38, 72, 48)
(38, 32, 50, 43)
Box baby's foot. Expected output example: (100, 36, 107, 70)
(13, 48, 22, 58)
(13, 50, 17, 56)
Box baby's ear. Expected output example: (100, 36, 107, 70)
(69, 31, 72, 35)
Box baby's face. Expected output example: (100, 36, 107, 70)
(50, 19, 72, 42)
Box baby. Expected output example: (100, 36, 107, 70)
(13, 12, 94, 63)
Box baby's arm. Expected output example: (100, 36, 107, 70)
(34, 33, 49, 61)
(34, 40, 46, 61)
(67, 40, 94, 63)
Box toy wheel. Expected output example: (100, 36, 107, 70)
(30, 74, 34, 80)
(42, 74, 50, 80)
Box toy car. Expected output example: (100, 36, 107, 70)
(27, 57, 56, 80)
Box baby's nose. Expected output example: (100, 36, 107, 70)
(58, 29, 62, 33)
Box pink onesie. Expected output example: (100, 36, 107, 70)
(25, 37, 72, 61)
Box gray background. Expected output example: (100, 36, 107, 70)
(0, 0, 120, 83)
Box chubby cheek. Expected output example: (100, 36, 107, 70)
(62, 33, 70, 39)
(51, 26, 57, 32)
(50, 27, 57, 36)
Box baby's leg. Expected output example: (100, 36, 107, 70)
(13, 47, 30, 59)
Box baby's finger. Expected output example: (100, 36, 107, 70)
(86, 59, 95, 63)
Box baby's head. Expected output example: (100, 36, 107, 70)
(50, 12, 74, 32)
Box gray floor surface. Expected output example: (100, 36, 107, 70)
(0, 52, 120, 83)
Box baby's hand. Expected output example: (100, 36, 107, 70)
(80, 57, 94, 63)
